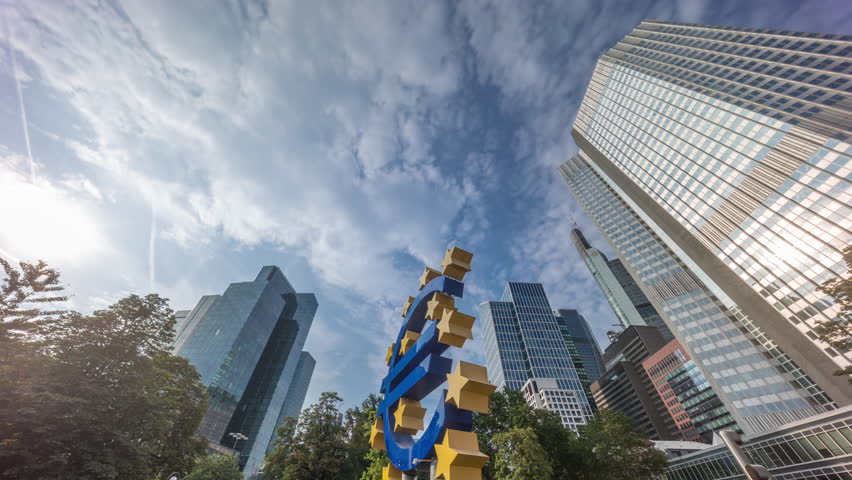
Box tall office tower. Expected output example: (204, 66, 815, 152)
(571, 227, 672, 339)
(554, 309, 606, 409)
(562, 151, 832, 434)
(563, 17, 852, 432)
(591, 325, 678, 440)
(480, 282, 593, 431)
(563, 19, 852, 430)
(643, 339, 739, 443)
(174, 266, 317, 476)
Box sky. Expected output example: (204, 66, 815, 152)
(1, 0, 851, 410)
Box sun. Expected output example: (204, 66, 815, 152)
(0, 164, 108, 265)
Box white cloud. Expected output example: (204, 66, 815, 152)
(60, 174, 103, 201)
(4, 0, 481, 320)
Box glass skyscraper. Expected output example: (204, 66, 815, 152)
(643, 339, 739, 443)
(562, 20, 852, 433)
(174, 266, 317, 476)
(570, 227, 672, 339)
(480, 282, 593, 430)
(554, 309, 605, 408)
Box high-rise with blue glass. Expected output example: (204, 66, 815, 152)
(554, 309, 605, 408)
(174, 266, 317, 477)
(561, 19, 852, 436)
(479, 282, 593, 431)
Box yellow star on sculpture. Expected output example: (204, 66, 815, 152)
(382, 462, 403, 480)
(433, 429, 488, 480)
(393, 398, 426, 435)
(418, 267, 442, 290)
(385, 344, 395, 366)
(445, 361, 496, 414)
(436, 309, 475, 348)
(401, 296, 415, 318)
(426, 292, 456, 320)
(440, 247, 473, 281)
(370, 416, 386, 451)
(399, 330, 421, 356)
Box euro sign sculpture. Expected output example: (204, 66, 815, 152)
(370, 247, 496, 480)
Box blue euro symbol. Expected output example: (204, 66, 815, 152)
(377, 275, 473, 472)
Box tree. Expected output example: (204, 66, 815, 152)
(261, 416, 298, 478)
(575, 409, 668, 480)
(263, 392, 357, 480)
(492, 427, 553, 480)
(353, 394, 387, 480)
(0, 259, 67, 346)
(474, 389, 578, 480)
(0, 260, 208, 480)
(818, 244, 852, 382)
(185, 454, 243, 480)
(346, 393, 382, 478)
(359, 448, 389, 480)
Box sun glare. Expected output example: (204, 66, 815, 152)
(0, 166, 107, 265)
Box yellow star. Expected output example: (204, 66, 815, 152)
(445, 361, 496, 414)
(440, 247, 473, 281)
(418, 267, 442, 290)
(426, 292, 456, 320)
(370, 416, 386, 450)
(399, 330, 421, 356)
(385, 344, 395, 366)
(393, 398, 426, 435)
(433, 429, 488, 480)
(382, 462, 403, 480)
(401, 296, 415, 318)
(436, 309, 475, 348)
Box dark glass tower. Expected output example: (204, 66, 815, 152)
(174, 266, 317, 476)
(554, 309, 605, 409)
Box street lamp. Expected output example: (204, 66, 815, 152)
(719, 430, 771, 480)
(228, 432, 249, 451)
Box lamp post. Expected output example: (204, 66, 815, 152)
(719, 430, 771, 480)
(228, 432, 248, 451)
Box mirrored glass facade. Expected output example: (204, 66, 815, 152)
(264, 351, 315, 455)
(643, 339, 738, 443)
(174, 266, 316, 477)
(570, 19, 851, 412)
(480, 282, 593, 430)
(560, 154, 828, 434)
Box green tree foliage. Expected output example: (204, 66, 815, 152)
(185, 454, 243, 480)
(474, 389, 581, 479)
(359, 448, 389, 480)
(264, 392, 357, 480)
(575, 409, 668, 480)
(264, 393, 384, 480)
(0, 260, 208, 480)
(345, 393, 383, 477)
(819, 244, 852, 382)
(0, 259, 67, 343)
(473, 390, 666, 480)
(492, 427, 553, 480)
